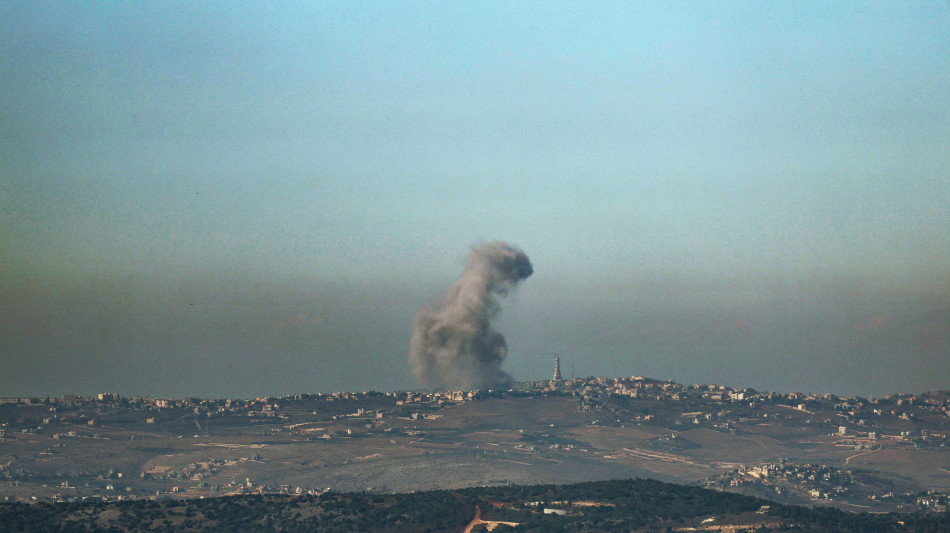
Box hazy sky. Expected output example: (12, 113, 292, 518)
(2, 2, 948, 398)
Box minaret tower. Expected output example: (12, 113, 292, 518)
(553, 355, 563, 381)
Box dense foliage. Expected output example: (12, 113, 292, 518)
(1, 478, 948, 532)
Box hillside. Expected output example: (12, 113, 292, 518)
(2, 478, 948, 532)
(1, 377, 948, 513)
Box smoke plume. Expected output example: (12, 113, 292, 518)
(409, 241, 533, 390)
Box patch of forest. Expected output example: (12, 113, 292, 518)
(0, 478, 948, 532)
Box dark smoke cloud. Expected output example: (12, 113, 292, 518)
(409, 241, 533, 390)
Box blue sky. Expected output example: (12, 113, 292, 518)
(2, 2, 948, 398)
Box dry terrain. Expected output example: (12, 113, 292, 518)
(2, 379, 948, 513)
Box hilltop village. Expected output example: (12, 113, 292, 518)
(2, 375, 949, 512)
(7, 375, 947, 441)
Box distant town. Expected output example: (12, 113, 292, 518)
(2, 372, 948, 513)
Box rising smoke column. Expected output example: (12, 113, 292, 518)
(409, 241, 533, 390)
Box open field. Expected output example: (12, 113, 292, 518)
(2, 379, 949, 512)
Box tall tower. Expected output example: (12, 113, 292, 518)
(552, 355, 563, 381)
